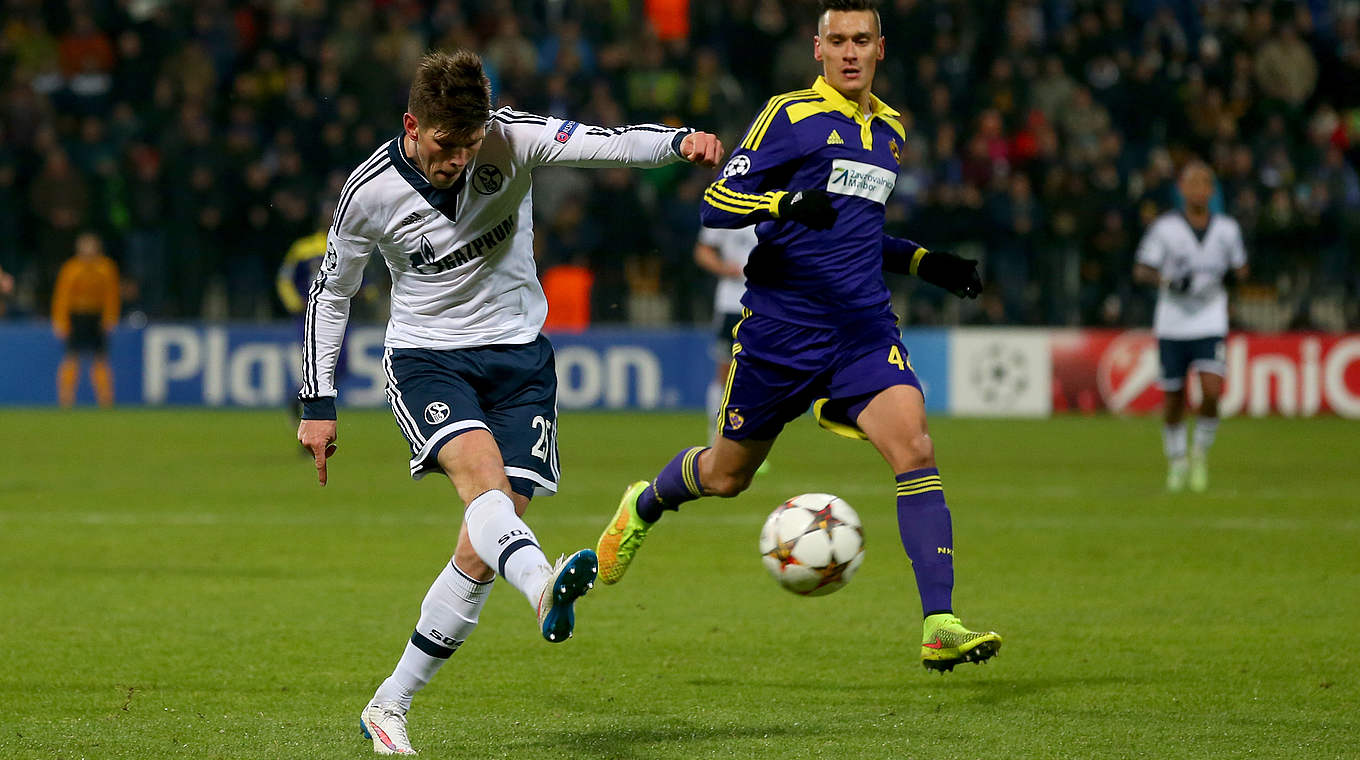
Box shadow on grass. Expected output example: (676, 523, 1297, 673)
(929, 672, 1142, 706)
(519, 721, 821, 759)
(681, 672, 1141, 707)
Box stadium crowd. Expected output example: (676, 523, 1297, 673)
(1, 0, 1357, 329)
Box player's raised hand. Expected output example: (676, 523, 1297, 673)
(916, 249, 983, 299)
(681, 131, 724, 167)
(297, 419, 339, 486)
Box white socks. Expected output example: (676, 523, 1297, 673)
(1192, 416, 1219, 456)
(463, 489, 553, 607)
(372, 559, 492, 711)
(1162, 422, 1187, 462)
(1165, 418, 1220, 461)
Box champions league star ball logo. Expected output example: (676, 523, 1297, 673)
(722, 155, 750, 178)
(424, 401, 450, 425)
(967, 341, 1032, 408)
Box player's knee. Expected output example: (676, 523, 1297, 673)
(1199, 394, 1220, 416)
(704, 469, 753, 498)
(899, 433, 936, 472)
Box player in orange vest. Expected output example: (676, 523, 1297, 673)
(51, 232, 120, 407)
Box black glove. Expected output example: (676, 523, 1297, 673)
(1168, 275, 1192, 294)
(915, 249, 983, 299)
(777, 189, 838, 230)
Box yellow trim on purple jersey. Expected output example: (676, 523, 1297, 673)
(701, 77, 908, 325)
(740, 89, 818, 152)
(909, 246, 929, 276)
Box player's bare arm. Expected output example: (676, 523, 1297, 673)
(1133, 263, 1161, 286)
(694, 242, 743, 279)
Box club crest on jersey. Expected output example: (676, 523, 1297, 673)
(889, 139, 900, 164)
(722, 155, 750, 178)
(555, 120, 579, 143)
(727, 409, 744, 430)
(424, 401, 450, 425)
(472, 164, 504, 195)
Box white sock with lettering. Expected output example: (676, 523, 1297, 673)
(464, 489, 552, 607)
(1162, 422, 1187, 462)
(1192, 416, 1219, 456)
(372, 559, 492, 711)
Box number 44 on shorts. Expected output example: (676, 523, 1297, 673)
(888, 345, 912, 372)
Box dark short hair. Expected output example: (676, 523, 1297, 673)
(820, 0, 879, 10)
(819, 0, 881, 33)
(407, 50, 492, 137)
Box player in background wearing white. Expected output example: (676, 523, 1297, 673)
(1134, 161, 1248, 493)
(693, 224, 758, 437)
(295, 50, 722, 755)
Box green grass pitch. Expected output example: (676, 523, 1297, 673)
(1, 408, 1356, 759)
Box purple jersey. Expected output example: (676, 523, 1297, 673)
(700, 76, 906, 327)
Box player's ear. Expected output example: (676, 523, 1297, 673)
(813, 35, 823, 61)
(877, 36, 885, 60)
(402, 112, 419, 140)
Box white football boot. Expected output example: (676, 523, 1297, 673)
(360, 701, 416, 755)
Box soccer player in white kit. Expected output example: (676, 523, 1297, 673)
(1133, 161, 1248, 493)
(693, 224, 758, 434)
(295, 50, 723, 755)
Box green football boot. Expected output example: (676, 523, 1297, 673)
(1188, 453, 1209, 493)
(921, 613, 1002, 672)
(596, 481, 653, 584)
(1166, 457, 1188, 493)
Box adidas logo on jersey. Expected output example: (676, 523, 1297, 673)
(826, 130, 844, 146)
(398, 211, 427, 228)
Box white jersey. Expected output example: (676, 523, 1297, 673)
(697, 225, 758, 314)
(300, 108, 690, 401)
(1135, 211, 1247, 340)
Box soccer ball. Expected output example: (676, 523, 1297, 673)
(759, 493, 865, 596)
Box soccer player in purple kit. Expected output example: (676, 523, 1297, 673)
(596, 0, 1003, 672)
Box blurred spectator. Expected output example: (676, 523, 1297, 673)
(986, 172, 1042, 323)
(588, 168, 655, 323)
(541, 258, 594, 333)
(28, 148, 88, 314)
(122, 143, 170, 316)
(0, 263, 14, 318)
(0, 0, 1354, 330)
(1254, 23, 1317, 117)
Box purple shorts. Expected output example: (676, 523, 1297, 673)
(717, 309, 923, 441)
